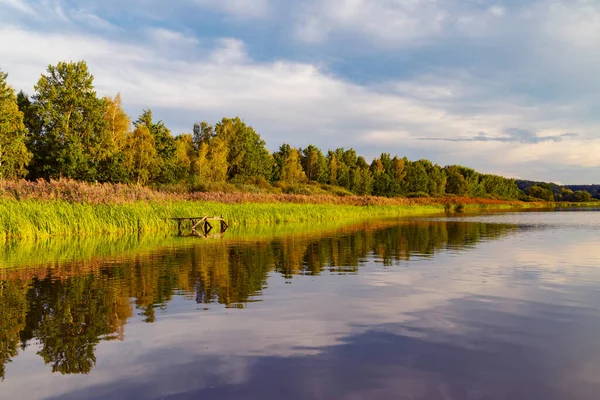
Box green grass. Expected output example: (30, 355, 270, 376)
(0, 198, 544, 242)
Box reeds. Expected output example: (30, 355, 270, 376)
(0, 179, 538, 241)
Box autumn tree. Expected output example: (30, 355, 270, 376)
(0, 70, 32, 179)
(195, 136, 228, 184)
(96, 93, 131, 182)
(301, 145, 327, 183)
(280, 148, 307, 185)
(123, 124, 160, 185)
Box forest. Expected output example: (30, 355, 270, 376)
(0, 60, 593, 202)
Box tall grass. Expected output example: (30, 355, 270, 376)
(0, 199, 451, 241)
(0, 179, 543, 241)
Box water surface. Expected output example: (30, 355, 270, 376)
(1, 211, 600, 400)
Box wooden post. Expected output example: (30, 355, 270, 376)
(177, 219, 182, 236)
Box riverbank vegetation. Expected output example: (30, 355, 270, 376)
(0, 194, 529, 242)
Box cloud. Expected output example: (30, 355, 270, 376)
(0, 0, 599, 182)
(420, 129, 579, 144)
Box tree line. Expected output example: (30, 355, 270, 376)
(517, 181, 598, 202)
(1, 60, 530, 199)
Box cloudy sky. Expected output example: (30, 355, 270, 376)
(1, 0, 599, 183)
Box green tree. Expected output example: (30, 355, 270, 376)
(215, 117, 272, 181)
(301, 145, 327, 183)
(445, 165, 469, 195)
(402, 161, 429, 195)
(327, 151, 339, 186)
(29, 61, 108, 180)
(135, 110, 178, 184)
(0, 70, 32, 179)
(272, 144, 293, 182)
(573, 190, 592, 202)
(529, 185, 554, 201)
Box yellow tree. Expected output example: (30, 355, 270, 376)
(280, 148, 307, 185)
(207, 136, 229, 183)
(0, 70, 32, 179)
(103, 93, 130, 155)
(123, 125, 160, 185)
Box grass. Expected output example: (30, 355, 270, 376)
(0, 179, 547, 242)
(0, 198, 543, 242)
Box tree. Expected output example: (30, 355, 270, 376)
(327, 151, 339, 186)
(103, 93, 130, 156)
(0, 70, 32, 179)
(173, 134, 195, 181)
(215, 117, 272, 181)
(123, 125, 160, 185)
(28, 61, 108, 180)
(192, 121, 214, 149)
(272, 144, 293, 182)
(445, 166, 469, 196)
(402, 161, 429, 195)
(96, 93, 131, 183)
(301, 145, 327, 183)
(280, 148, 307, 185)
(195, 136, 228, 184)
(135, 109, 177, 184)
(573, 190, 592, 202)
(529, 185, 554, 202)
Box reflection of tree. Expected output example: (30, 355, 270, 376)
(0, 281, 28, 381)
(20, 274, 132, 375)
(0, 220, 517, 378)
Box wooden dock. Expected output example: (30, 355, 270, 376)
(171, 216, 229, 236)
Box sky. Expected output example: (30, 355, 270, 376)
(0, 0, 599, 184)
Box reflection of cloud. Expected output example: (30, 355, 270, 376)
(3, 216, 600, 399)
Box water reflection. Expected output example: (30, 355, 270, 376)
(0, 220, 516, 381)
(3, 212, 600, 400)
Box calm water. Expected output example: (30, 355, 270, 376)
(1, 210, 600, 400)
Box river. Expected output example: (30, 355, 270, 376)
(1, 210, 600, 400)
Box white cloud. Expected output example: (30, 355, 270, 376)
(210, 38, 249, 64)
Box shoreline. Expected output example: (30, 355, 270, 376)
(0, 197, 548, 242)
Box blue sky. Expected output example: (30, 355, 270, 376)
(1, 0, 599, 183)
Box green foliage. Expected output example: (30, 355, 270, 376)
(28, 61, 108, 180)
(215, 117, 272, 181)
(528, 185, 555, 201)
(301, 145, 327, 183)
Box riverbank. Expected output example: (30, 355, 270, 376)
(0, 197, 539, 242)
(0, 178, 552, 241)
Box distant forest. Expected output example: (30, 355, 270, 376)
(517, 181, 600, 202)
(0, 60, 596, 202)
